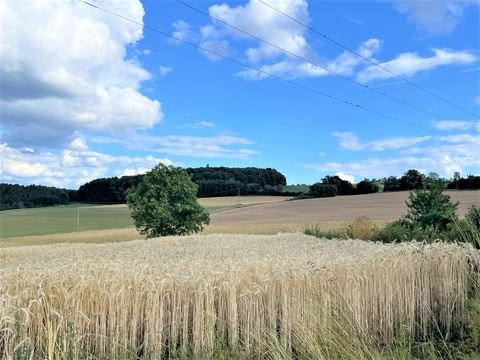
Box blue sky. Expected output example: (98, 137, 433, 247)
(1, 0, 479, 188)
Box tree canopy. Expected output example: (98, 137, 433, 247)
(126, 164, 210, 238)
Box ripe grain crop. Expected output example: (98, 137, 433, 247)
(1, 234, 479, 359)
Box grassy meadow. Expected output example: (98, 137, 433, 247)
(0, 196, 291, 239)
(2, 234, 480, 359)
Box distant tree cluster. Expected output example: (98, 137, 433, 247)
(0, 183, 75, 210)
(447, 174, 480, 190)
(75, 167, 287, 204)
(383, 170, 480, 192)
(188, 167, 287, 197)
(309, 176, 379, 198)
(77, 175, 143, 203)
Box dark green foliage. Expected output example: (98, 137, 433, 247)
(188, 166, 286, 197)
(77, 175, 143, 203)
(356, 179, 379, 194)
(309, 183, 337, 198)
(400, 169, 425, 190)
(404, 186, 458, 231)
(321, 175, 355, 195)
(384, 176, 402, 192)
(127, 164, 210, 238)
(447, 175, 480, 190)
(77, 167, 287, 203)
(465, 205, 480, 230)
(0, 183, 71, 210)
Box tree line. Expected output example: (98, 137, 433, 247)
(76, 167, 287, 203)
(0, 183, 76, 210)
(1, 168, 479, 210)
(308, 170, 480, 198)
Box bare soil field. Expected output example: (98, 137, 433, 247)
(210, 190, 480, 225)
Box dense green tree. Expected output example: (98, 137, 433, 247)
(356, 179, 379, 194)
(404, 186, 458, 231)
(321, 175, 355, 195)
(384, 176, 401, 192)
(309, 183, 337, 198)
(127, 164, 210, 238)
(0, 183, 71, 210)
(400, 169, 425, 190)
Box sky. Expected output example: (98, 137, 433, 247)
(0, 0, 479, 189)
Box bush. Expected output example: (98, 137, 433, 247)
(404, 186, 458, 231)
(466, 205, 480, 230)
(374, 220, 412, 243)
(374, 220, 441, 243)
(446, 219, 480, 249)
(303, 224, 345, 239)
(127, 164, 210, 238)
(309, 183, 337, 198)
(345, 217, 378, 240)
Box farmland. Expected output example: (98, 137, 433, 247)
(1, 191, 478, 246)
(2, 234, 479, 359)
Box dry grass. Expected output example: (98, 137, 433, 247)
(1, 234, 479, 359)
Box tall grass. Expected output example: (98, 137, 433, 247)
(1, 234, 479, 359)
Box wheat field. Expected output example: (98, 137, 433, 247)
(1, 234, 479, 359)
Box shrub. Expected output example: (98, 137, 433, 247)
(303, 224, 345, 239)
(345, 216, 378, 240)
(446, 219, 480, 249)
(374, 220, 412, 243)
(404, 186, 458, 231)
(465, 205, 480, 230)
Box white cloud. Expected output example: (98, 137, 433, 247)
(335, 172, 355, 184)
(90, 133, 257, 159)
(432, 120, 478, 131)
(0, 0, 162, 148)
(332, 132, 432, 151)
(357, 48, 477, 83)
(0, 143, 173, 188)
(159, 66, 172, 76)
(238, 38, 381, 81)
(171, 20, 198, 43)
(393, 0, 479, 35)
(206, 0, 311, 63)
(307, 130, 480, 179)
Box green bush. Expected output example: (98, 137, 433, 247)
(466, 205, 480, 230)
(304, 224, 345, 239)
(374, 220, 441, 243)
(404, 186, 458, 231)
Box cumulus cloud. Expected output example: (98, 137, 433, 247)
(159, 66, 172, 76)
(432, 120, 479, 131)
(0, 143, 173, 189)
(332, 132, 432, 151)
(90, 133, 257, 159)
(307, 130, 480, 179)
(335, 172, 355, 184)
(357, 48, 477, 83)
(393, 0, 479, 35)
(0, 0, 162, 148)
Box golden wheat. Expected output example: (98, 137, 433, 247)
(1, 234, 479, 359)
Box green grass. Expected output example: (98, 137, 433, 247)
(0, 205, 134, 238)
(0, 200, 261, 238)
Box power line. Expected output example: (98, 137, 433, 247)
(78, 0, 435, 134)
(257, 0, 479, 119)
(176, 0, 448, 121)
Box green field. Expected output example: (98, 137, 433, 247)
(0, 205, 134, 238)
(0, 196, 291, 238)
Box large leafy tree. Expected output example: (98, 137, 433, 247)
(127, 164, 210, 238)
